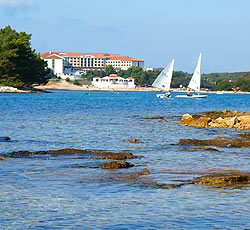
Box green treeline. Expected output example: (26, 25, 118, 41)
(82, 66, 250, 91)
(0, 26, 50, 88)
(213, 72, 250, 91)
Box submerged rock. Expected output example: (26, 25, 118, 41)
(177, 138, 250, 148)
(7, 151, 36, 158)
(0, 136, 11, 142)
(101, 161, 134, 169)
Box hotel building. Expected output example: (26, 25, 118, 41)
(40, 52, 144, 79)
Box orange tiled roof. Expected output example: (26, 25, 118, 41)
(106, 56, 126, 61)
(40, 52, 144, 62)
(40, 52, 65, 57)
(45, 54, 64, 59)
(123, 57, 144, 62)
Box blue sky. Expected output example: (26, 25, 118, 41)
(0, 0, 250, 73)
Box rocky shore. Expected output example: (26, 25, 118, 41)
(2, 146, 250, 188)
(0, 86, 49, 93)
(180, 110, 250, 129)
(2, 110, 250, 189)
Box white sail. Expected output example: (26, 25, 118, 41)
(152, 59, 175, 91)
(188, 53, 201, 92)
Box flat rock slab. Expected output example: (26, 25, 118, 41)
(177, 138, 250, 148)
(193, 174, 250, 186)
(6, 148, 137, 160)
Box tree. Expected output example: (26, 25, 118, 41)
(0, 25, 50, 88)
(212, 79, 233, 91)
(105, 65, 116, 76)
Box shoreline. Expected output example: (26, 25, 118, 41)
(1, 81, 250, 94)
(34, 80, 250, 94)
(0, 86, 48, 93)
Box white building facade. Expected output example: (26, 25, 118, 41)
(92, 74, 136, 89)
(45, 54, 64, 76)
(41, 52, 144, 79)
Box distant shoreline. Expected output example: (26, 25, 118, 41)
(34, 80, 250, 95)
(1, 80, 250, 94)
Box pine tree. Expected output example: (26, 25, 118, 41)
(0, 25, 50, 88)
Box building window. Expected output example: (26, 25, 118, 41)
(52, 59, 55, 70)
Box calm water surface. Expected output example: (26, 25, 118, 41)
(1, 91, 250, 229)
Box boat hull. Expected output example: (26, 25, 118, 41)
(156, 94, 171, 98)
(175, 95, 207, 98)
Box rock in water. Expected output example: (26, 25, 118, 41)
(0, 136, 11, 142)
(101, 161, 134, 169)
(193, 174, 250, 186)
(180, 110, 250, 130)
(125, 138, 140, 143)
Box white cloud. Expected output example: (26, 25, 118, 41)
(0, 0, 37, 8)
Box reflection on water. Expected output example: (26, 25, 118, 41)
(1, 91, 250, 229)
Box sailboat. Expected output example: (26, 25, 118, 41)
(176, 53, 207, 98)
(152, 59, 175, 98)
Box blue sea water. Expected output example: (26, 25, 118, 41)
(1, 91, 250, 229)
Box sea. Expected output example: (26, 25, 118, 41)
(1, 90, 250, 229)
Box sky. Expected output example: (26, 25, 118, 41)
(0, 0, 250, 73)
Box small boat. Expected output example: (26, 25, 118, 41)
(176, 54, 207, 98)
(152, 59, 175, 98)
(156, 92, 171, 98)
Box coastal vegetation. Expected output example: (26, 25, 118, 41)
(82, 66, 250, 91)
(0, 26, 50, 88)
(213, 72, 250, 92)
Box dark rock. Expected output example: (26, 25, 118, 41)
(101, 161, 134, 169)
(204, 147, 221, 152)
(0, 136, 11, 142)
(7, 151, 36, 158)
(7, 148, 138, 159)
(177, 138, 250, 148)
(155, 183, 184, 189)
